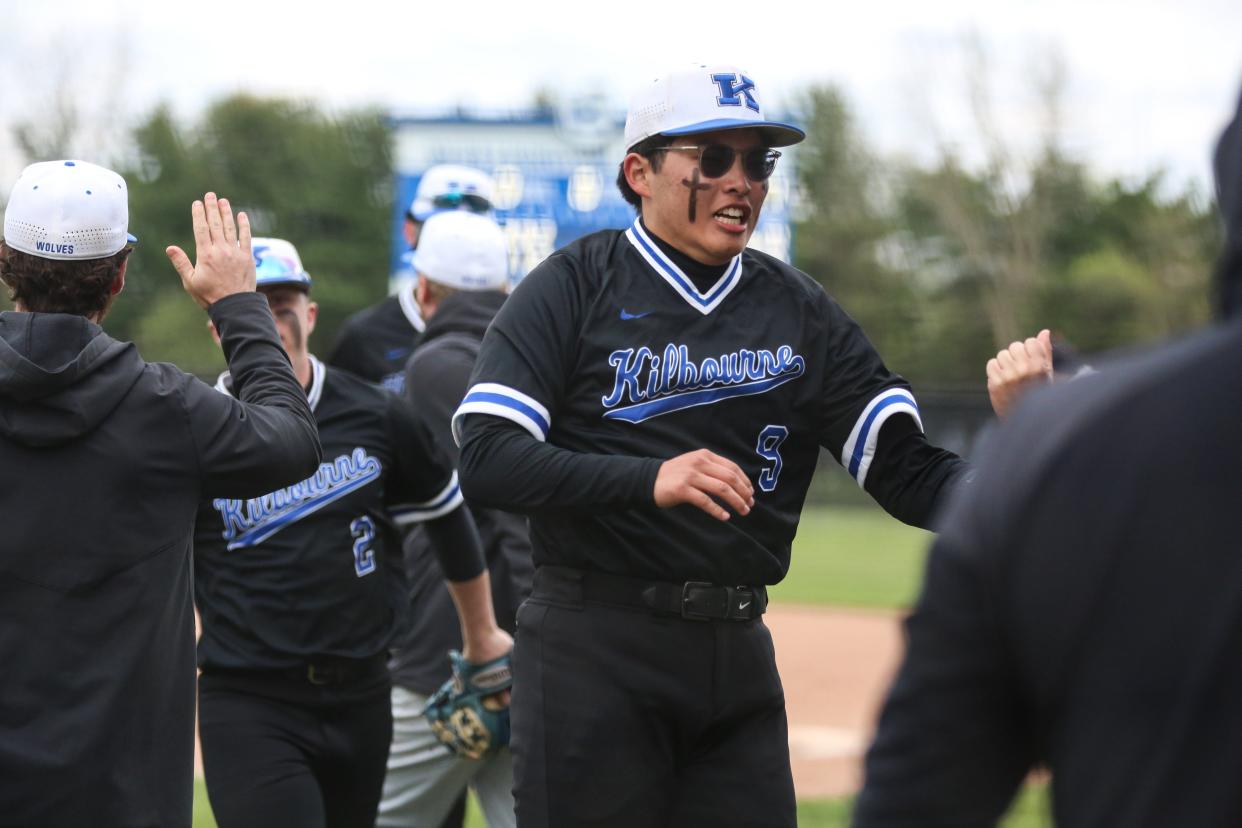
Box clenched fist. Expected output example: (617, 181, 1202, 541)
(987, 329, 1053, 419)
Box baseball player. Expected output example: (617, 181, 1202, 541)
(328, 165, 494, 392)
(193, 238, 512, 828)
(380, 211, 532, 828)
(0, 167, 320, 828)
(452, 64, 983, 826)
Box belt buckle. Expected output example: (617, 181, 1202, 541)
(681, 581, 727, 621)
(306, 663, 336, 685)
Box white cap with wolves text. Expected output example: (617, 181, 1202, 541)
(3, 160, 138, 260)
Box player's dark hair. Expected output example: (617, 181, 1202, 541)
(422, 278, 457, 304)
(0, 243, 130, 318)
(616, 134, 676, 213)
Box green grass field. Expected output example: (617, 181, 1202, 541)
(194, 781, 1051, 828)
(770, 505, 933, 609)
(192, 505, 1050, 827)
(777, 506, 1051, 827)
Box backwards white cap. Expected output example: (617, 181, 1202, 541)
(409, 164, 495, 222)
(623, 63, 805, 152)
(3, 160, 138, 260)
(412, 211, 509, 291)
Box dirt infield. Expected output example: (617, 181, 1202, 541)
(196, 604, 907, 800)
(768, 604, 905, 799)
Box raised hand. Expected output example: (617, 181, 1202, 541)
(165, 192, 257, 309)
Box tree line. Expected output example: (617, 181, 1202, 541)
(3, 86, 1222, 384)
(794, 86, 1220, 388)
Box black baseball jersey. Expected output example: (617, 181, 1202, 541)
(327, 286, 425, 393)
(194, 356, 462, 670)
(455, 219, 960, 587)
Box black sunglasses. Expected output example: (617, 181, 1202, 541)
(431, 192, 492, 213)
(653, 144, 781, 181)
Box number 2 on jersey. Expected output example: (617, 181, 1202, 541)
(350, 516, 377, 577)
(755, 425, 789, 493)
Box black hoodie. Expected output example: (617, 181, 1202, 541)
(0, 292, 320, 828)
(855, 87, 1242, 827)
(390, 289, 533, 694)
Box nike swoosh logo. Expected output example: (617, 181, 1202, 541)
(619, 309, 651, 320)
(738, 600, 751, 610)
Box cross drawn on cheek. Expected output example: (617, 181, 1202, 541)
(681, 167, 711, 222)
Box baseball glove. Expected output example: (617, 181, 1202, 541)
(423, 650, 513, 760)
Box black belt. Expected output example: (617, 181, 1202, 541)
(275, 653, 388, 686)
(534, 566, 767, 622)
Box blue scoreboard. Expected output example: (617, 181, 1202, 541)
(389, 100, 795, 287)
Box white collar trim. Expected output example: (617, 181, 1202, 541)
(624, 218, 744, 315)
(305, 355, 325, 412)
(215, 354, 325, 413)
(398, 282, 427, 332)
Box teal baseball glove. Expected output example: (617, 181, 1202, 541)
(423, 650, 513, 760)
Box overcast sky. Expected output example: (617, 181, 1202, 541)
(2, 0, 1240, 196)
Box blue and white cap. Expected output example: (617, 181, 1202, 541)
(409, 165, 495, 222)
(3, 160, 138, 260)
(623, 63, 805, 152)
(252, 237, 311, 291)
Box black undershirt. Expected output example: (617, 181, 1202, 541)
(641, 219, 729, 293)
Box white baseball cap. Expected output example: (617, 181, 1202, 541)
(623, 64, 805, 152)
(3, 160, 138, 260)
(408, 165, 495, 222)
(252, 238, 312, 291)
(412, 211, 509, 291)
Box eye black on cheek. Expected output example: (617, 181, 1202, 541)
(681, 168, 710, 223)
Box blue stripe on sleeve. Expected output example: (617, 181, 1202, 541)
(848, 394, 917, 479)
(460, 391, 550, 438)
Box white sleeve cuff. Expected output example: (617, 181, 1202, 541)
(840, 389, 923, 488)
(451, 382, 552, 445)
(390, 472, 464, 525)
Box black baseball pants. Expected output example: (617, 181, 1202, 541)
(509, 575, 796, 827)
(198, 670, 393, 828)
